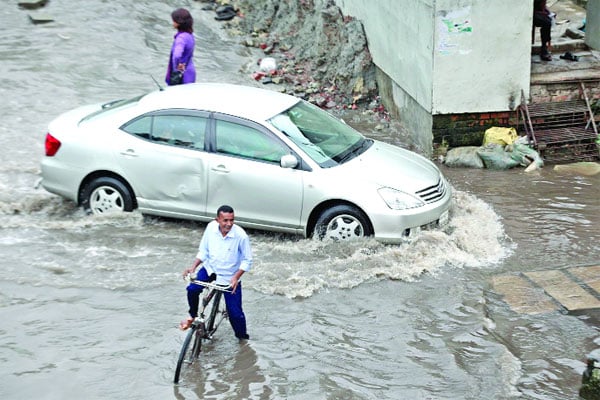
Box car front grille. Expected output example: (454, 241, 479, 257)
(416, 178, 447, 204)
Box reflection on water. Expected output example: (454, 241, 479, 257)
(174, 342, 273, 399)
(1, 1, 599, 399)
(440, 166, 600, 268)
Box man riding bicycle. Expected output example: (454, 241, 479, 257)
(180, 205, 252, 341)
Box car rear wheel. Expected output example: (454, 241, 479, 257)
(81, 177, 134, 215)
(314, 205, 372, 241)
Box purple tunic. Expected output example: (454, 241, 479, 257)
(166, 31, 196, 85)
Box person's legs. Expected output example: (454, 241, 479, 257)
(224, 283, 249, 340)
(533, 12, 552, 58)
(185, 267, 209, 318)
(540, 24, 551, 54)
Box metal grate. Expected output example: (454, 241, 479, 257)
(517, 82, 599, 163)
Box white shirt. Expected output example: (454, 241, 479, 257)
(196, 220, 253, 285)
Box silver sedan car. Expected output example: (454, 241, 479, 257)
(40, 83, 451, 243)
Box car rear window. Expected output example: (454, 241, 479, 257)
(80, 94, 145, 123)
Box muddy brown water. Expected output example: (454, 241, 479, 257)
(1, 2, 599, 399)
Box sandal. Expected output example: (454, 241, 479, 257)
(560, 51, 579, 62)
(179, 317, 194, 331)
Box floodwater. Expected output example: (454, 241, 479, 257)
(1, 1, 599, 399)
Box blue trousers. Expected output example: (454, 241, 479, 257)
(186, 267, 249, 340)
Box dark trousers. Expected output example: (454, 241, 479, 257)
(533, 12, 552, 54)
(186, 267, 249, 339)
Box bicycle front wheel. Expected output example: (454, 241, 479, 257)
(174, 325, 203, 384)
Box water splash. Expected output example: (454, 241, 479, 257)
(1, 188, 511, 297)
(249, 189, 513, 298)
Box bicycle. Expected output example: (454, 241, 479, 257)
(173, 279, 231, 384)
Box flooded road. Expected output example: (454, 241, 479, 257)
(1, 1, 599, 399)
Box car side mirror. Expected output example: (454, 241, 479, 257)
(280, 154, 298, 169)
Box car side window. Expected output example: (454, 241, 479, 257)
(122, 114, 207, 150)
(122, 116, 152, 140)
(215, 119, 288, 163)
(152, 115, 207, 149)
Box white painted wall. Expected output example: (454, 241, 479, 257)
(586, 0, 600, 50)
(432, 0, 531, 113)
(336, 0, 533, 114)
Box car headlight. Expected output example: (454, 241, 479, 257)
(378, 187, 424, 210)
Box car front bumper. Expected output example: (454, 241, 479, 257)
(370, 186, 452, 244)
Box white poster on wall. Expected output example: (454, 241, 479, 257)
(437, 7, 473, 56)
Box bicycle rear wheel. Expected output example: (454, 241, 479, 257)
(206, 291, 227, 336)
(174, 325, 203, 384)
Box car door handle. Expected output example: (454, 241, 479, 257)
(120, 149, 139, 157)
(211, 164, 230, 173)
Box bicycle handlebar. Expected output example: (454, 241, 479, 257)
(185, 275, 232, 292)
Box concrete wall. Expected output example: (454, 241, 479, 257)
(375, 66, 434, 153)
(586, 0, 600, 49)
(336, 0, 534, 153)
(336, 0, 532, 115)
(336, 0, 435, 152)
(336, 0, 435, 109)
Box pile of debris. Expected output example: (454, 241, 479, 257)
(197, 0, 386, 115)
(18, 0, 53, 24)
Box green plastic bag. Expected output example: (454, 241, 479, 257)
(476, 144, 520, 170)
(508, 143, 544, 168)
(444, 146, 485, 169)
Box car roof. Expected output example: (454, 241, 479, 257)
(138, 82, 300, 122)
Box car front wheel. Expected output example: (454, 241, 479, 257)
(314, 205, 372, 241)
(81, 177, 134, 215)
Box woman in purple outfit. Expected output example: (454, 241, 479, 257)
(166, 8, 196, 85)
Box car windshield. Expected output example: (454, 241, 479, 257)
(269, 100, 371, 168)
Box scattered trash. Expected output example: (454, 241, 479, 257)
(477, 144, 521, 170)
(524, 161, 540, 172)
(259, 57, 277, 72)
(443, 140, 544, 171)
(560, 51, 579, 62)
(565, 26, 585, 39)
(251, 71, 266, 81)
(230, 0, 384, 115)
(444, 146, 485, 169)
(508, 143, 544, 169)
(483, 127, 518, 146)
(214, 5, 237, 21)
(28, 13, 54, 24)
(17, 0, 52, 24)
(200, 0, 217, 11)
(18, 0, 48, 9)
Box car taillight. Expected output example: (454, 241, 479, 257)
(45, 133, 61, 156)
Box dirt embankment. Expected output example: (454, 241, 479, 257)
(201, 0, 384, 113)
